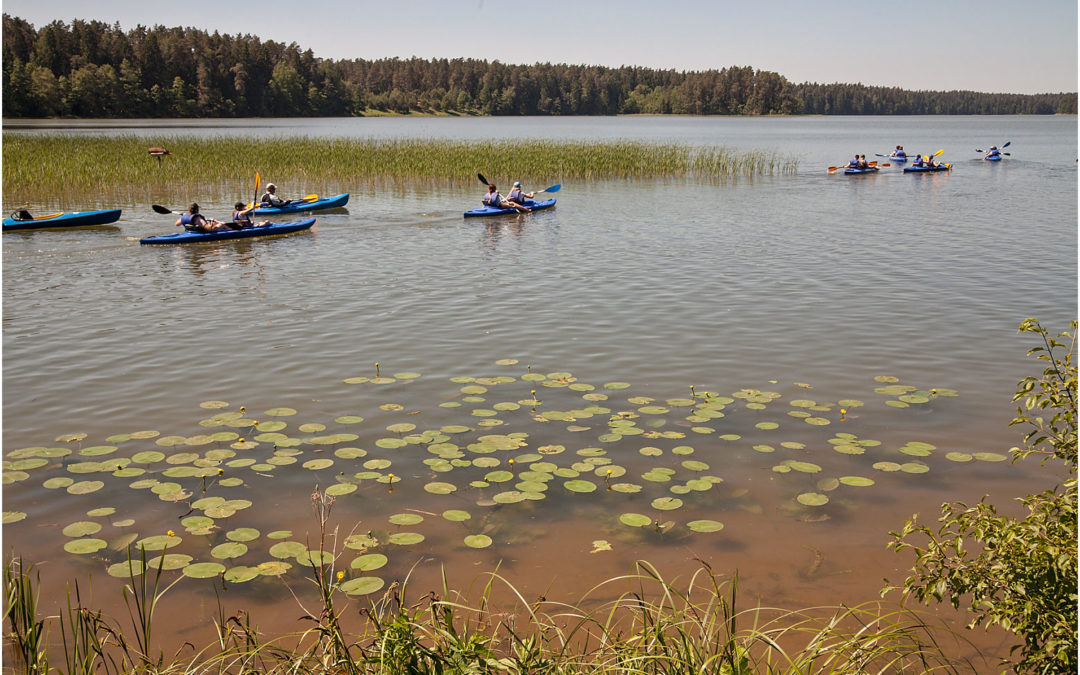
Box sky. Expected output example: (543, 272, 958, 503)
(3, 0, 1077, 95)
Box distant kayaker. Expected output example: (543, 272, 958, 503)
(986, 146, 1000, 158)
(507, 182, 534, 205)
(890, 146, 906, 159)
(175, 203, 225, 232)
(911, 154, 925, 167)
(483, 184, 529, 213)
(846, 155, 861, 168)
(260, 183, 290, 207)
(233, 202, 270, 228)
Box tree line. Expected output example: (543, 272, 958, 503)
(3, 15, 1075, 119)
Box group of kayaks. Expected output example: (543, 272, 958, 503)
(833, 141, 1011, 176)
(3, 193, 351, 244)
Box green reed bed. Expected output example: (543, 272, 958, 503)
(2, 135, 799, 200)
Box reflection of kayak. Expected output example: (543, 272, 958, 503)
(253, 193, 349, 214)
(464, 198, 557, 218)
(903, 165, 951, 173)
(843, 166, 879, 175)
(140, 218, 316, 245)
(3, 208, 122, 230)
(985, 154, 1002, 161)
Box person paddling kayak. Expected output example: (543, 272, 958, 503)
(260, 183, 292, 207)
(233, 202, 270, 228)
(890, 145, 907, 159)
(507, 181, 534, 205)
(483, 184, 529, 213)
(175, 203, 226, 232)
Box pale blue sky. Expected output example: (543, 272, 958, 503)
(4, 0, 1076, 94)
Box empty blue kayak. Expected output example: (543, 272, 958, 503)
(3, 208, 121, 230)
(140, 218, 316, 245)
(253, 193, 349, 214)
(903, 164, 951, 173)
(843, 166, 879, 175)
(464, 198, 556, 218)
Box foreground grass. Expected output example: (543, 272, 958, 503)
(4, 491, 979, 674)
(2, 134, 799, 201)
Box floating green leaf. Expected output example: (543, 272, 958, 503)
(464, 534, 493, 549)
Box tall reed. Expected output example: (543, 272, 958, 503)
(2, 134, 800, 202)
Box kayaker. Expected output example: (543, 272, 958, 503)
(926, 154, 940, 168)
(260, 183, 291, 207)
(175, 203, 225, 232)
(483, 184, 529, 213)
(233, 202, 270, 228)
(846, 155, 861, 168)
(890, 146, 906, 159)
(507, 182, 534, 205)
(911, 154, 925, 167)
(986, 146, 1000, 158)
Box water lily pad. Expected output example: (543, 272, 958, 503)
(651, 497, 683, 511)
(67, 480, 104, 495)
(184, 562, 226, 579)
(146, 554, 193, 571)
(226, 528, 260, 542)
(619, 513, 652, 527)
(388, 532, 425, 545)
(256, 561, 292, 576)
(62, 521, 102, 537)
(223, 566, 260, 583)
(326, 483, 358, 496)
(796, 493, 829, 507)
(945, 452, 973, 462)
(211, 542, 248, 559)
(838, 476, 875, 487)
(464, 534, 493, 549)
(351, 553, 388, 571)
(687, 520, 724, 533)
(303, 459, 334, 471)
(564, 479, 597, 493)
(341, 577, 385, 595)
(64, 538, 107, 554)
(755, 422, 779, 430)
(43, 477, 74, 489)
(900, 463, 930, 474)
(972, 452, 1008, 462)
(108, 559, 145, 578)
(3, 512, 28, 524)
(389, 513, 424, 526)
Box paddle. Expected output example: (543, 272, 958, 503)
(253, 172, 260, 211)
(535, 184, 561, 194)
(477, 173, 489, 186)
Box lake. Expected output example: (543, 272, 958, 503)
(2, 115, 1076, 664)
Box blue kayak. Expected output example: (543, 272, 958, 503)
(464, 198, 556, 218)
(3, 208, 121, 230)
(843, 166, 879, 175)
(140, 218, 316, 245)
(253, 193, 349, 214)
(903, 164, 951, 173)
(889, 155, 909, 163)
(984, 154, 1003, 161)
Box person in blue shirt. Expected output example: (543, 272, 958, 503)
(890, 145, 907, 159)
(507, 181, 534, 205)
(911, 154, 925, 167)
(175, 203, 226, 232)
(986, 146, 1001, 159)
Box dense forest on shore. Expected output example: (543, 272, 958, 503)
(3, 15, 1076, 119)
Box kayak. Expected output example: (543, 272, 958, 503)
(985, 154, 1003, 161)
(889, 155, 909, 163)
(140, 218, 316, 245)
(903, 165, 951, 173)
(3, 208, 121, 230)
(843, 166, 879, 175)
(464, 198, 557, 218)
(253, 193, 349, 214)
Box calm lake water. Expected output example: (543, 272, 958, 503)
(2, 115, 1076, 663)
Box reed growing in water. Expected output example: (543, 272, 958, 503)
(2, 135, 799, 201)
